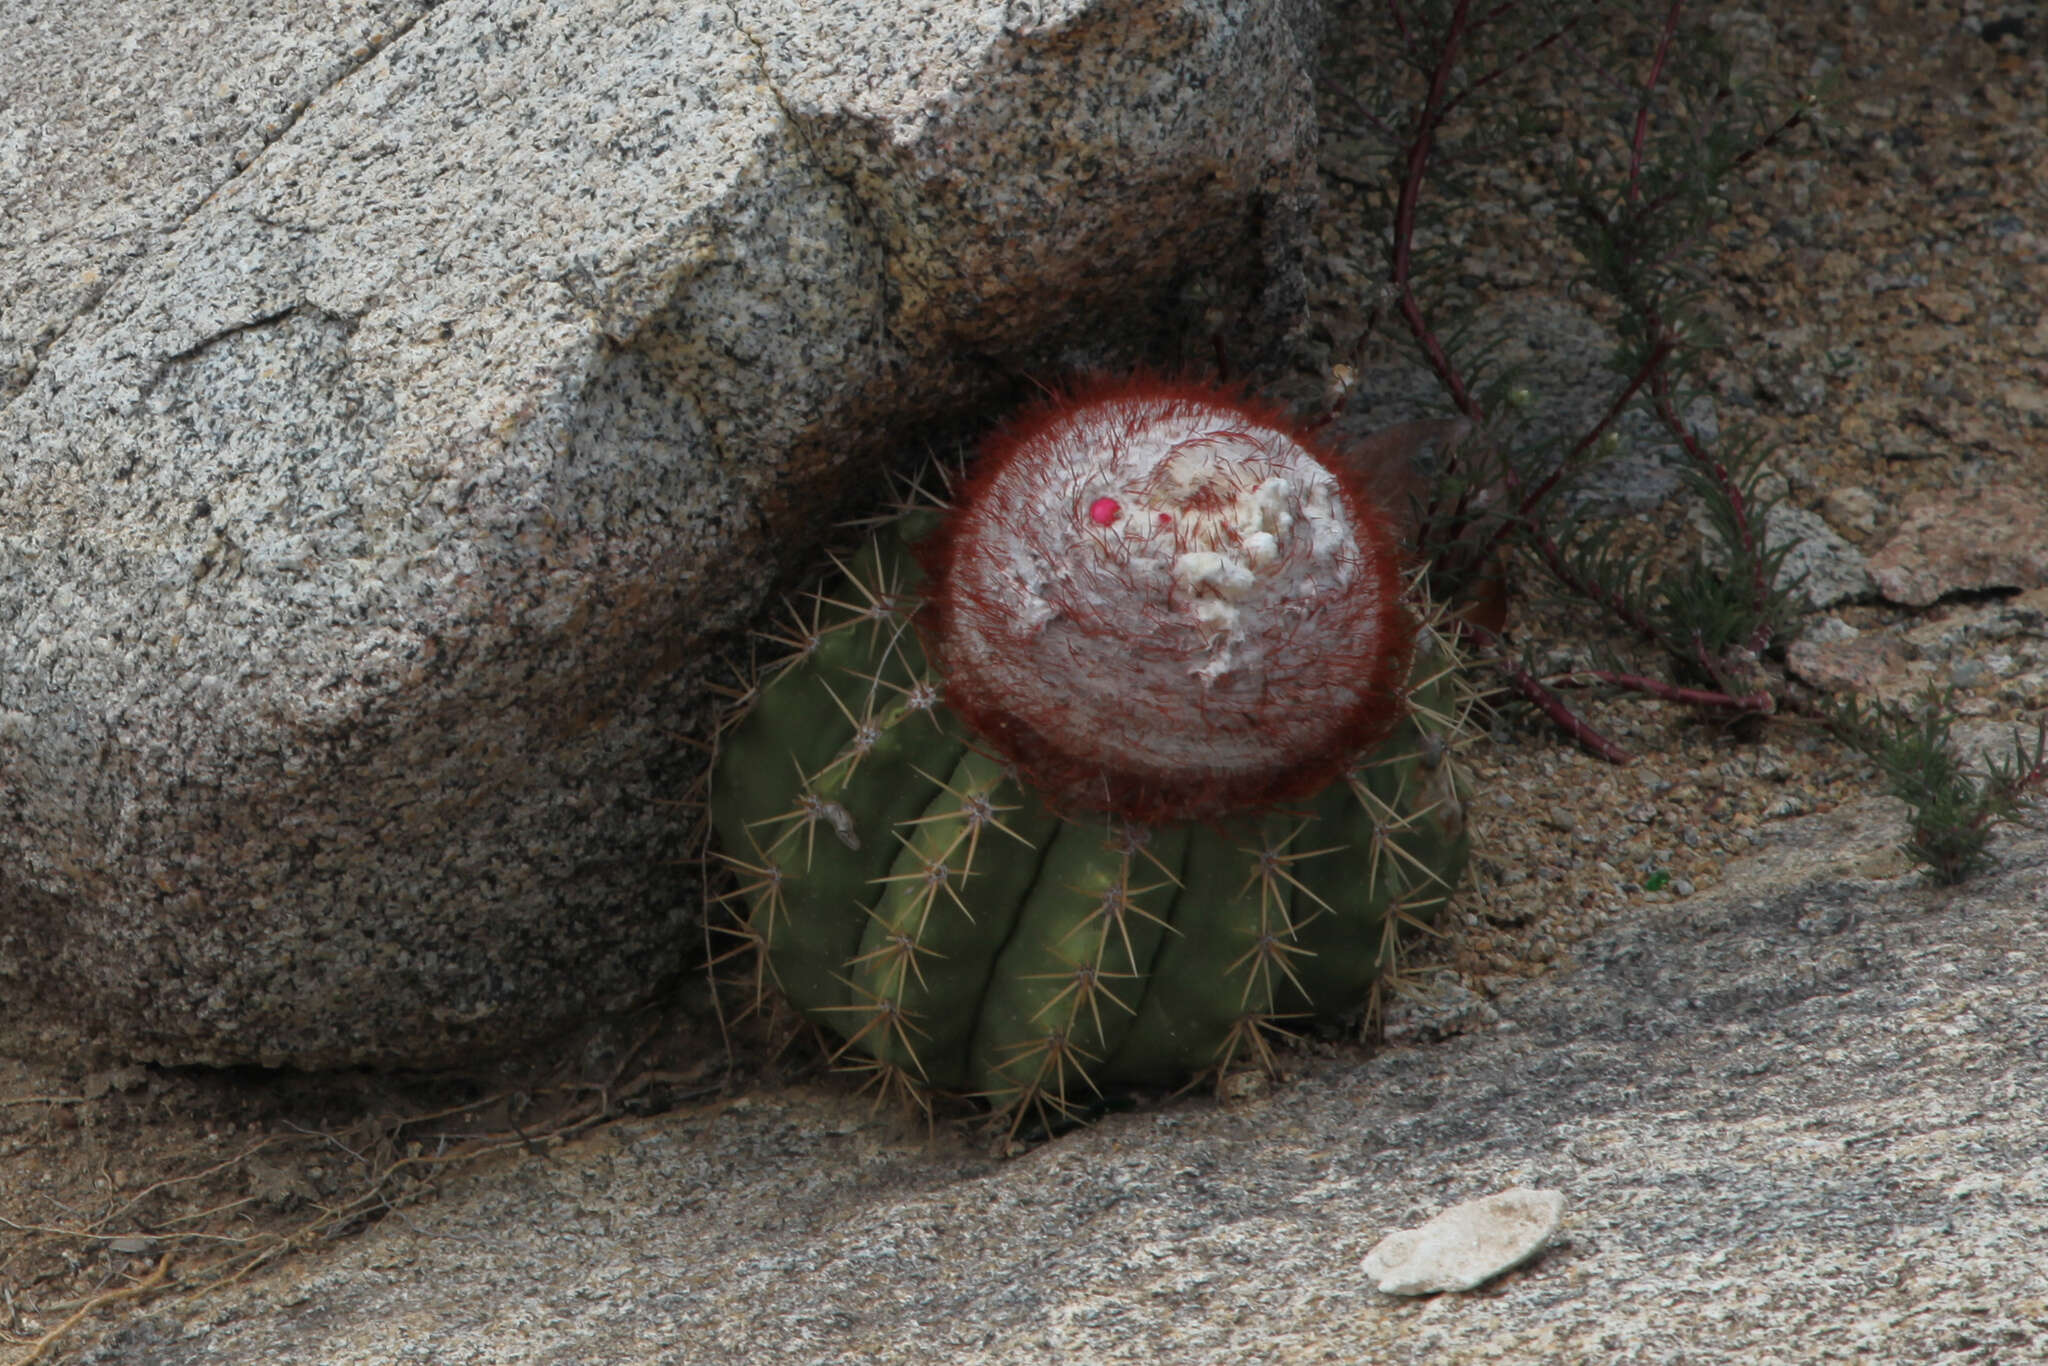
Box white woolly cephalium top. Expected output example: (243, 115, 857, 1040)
(930, 380, 1409, 820)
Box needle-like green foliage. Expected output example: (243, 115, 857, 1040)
(1823, 689, 2048, 885)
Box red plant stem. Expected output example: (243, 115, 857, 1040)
(1394, 283, 1483, 430)
(2006, 719, 2048, 801)
(1530, 529, 1665, 649)
(1957, 716, 2048, 838)
(1548, 669, 1773, 713)
(1626, 2, 1688, 208)
(1645, 359, 1772, 655)
(1636, 98, 1821, 226)
(1460, 621, 1634, 765)
(1614, 6, 1784, 660)
(1381, 0, 1795, 757)
(1389, 0, 1486, 425)
(1379, 0, 1676, 556)
(1549, 338, 1673, 492)
(1386, 0, 1412, 47)
(1476, 335, 1678, 568)
(1688, 630, 1732, 694)
(1438, 6, 1588, 125)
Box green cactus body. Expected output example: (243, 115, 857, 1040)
(711, 508, 1472, 1123)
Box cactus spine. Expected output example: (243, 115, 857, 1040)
(711, 376, 1473, 1127)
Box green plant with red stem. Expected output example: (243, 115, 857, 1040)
(1348, 0, 2048, 881)
(1347, 0, 1822, 762)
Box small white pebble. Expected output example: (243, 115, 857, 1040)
(1362, 1188, 1566, 1295)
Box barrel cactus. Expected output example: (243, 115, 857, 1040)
(710, 375, 1472, 1128)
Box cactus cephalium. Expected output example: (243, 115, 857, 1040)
(710, 375, 1473, 1127)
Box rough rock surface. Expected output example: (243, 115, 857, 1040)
(74, 799, 2048, 1364)
(1867, 487, 2048, 606)
(0, 0, 1323, 1069)
(1694, 502, 1874, 610)
(1786, 630, 1923, 698)
(1761, 505, 1873, 609)
(0, 2, 440, 405)
(1786, 588, 2048, 709)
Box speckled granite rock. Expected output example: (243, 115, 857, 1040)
(1761, 505, 1873, 609)
(1868, 487, 2048, 606)
(0, 0, 1325, 1068)
(70, 799, 2048, 1364)
(1786, 588, 2048, 705)
(0, 2, 440, 405)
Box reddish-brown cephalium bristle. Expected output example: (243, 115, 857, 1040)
(919, 373, 1415, 825)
